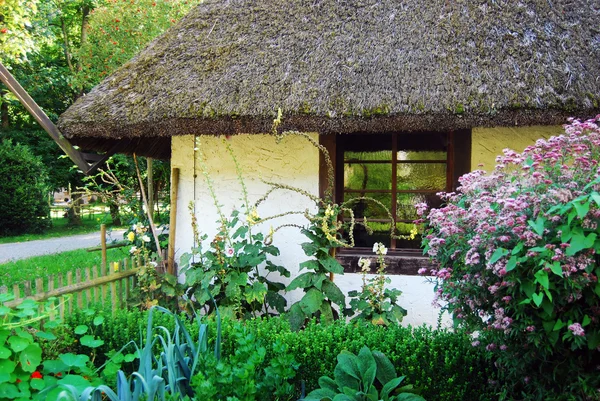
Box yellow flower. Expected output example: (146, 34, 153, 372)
(127, 232, 135, 242)
(113, 262, 119, 272)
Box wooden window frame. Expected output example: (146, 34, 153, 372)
(319, 130, 471, 275)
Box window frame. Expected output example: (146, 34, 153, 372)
(319, 130, 471, 274)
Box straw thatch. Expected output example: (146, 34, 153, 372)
(58, 0, 600, 159)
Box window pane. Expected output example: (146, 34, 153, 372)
(396, 193, 443, 221)
(343, 192, 393, 220)
(344, 163, 392, 190)
(397, 150, 446, 161)
(396, 163, 446, 191)
(346, 150, 392, 162)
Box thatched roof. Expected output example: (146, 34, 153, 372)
(59, 0, 600, 159)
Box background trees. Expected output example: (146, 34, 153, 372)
(0, 0, 198, 234)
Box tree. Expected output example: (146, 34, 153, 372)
(0, 139, 51, 236)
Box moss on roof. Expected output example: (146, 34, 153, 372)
(59, 0, 600, 158)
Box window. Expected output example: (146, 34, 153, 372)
(323, 130, 471, 258)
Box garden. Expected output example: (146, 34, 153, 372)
(1, 118, 599, 401)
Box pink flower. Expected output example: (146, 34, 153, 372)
(417, 268, 428, 275)
(568, 323, 585, 337)
(225, 247, 234, 257)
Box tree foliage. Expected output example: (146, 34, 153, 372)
(0, 139, 51, 236)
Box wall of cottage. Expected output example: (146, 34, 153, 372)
(171, 125, 563, 327)
(471, 125, 563, 172)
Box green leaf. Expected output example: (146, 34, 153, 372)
(8, 336, 29, 353)
(356, 347, 376, 385)
(521, 281, 536, 298)
(19, 344, 42, 372)
(93, 316, 105, 326)
(301, 242, 319, 256)
(59, 353, 90, 368)
(0, 383, 20, 399)
(320, 256, 344, 274)
(80, 335, 104, 348)
(587, 330, 600, 350)
(35, 331, 57, 340)
(300, 289, 325, 315)
(566, 231, 597, 256)
(74, 325, 88, 335)
(532, 292, 544, 307)
(43, 359, 68, 374)
(322, 280, 346, 307)
(583, 315, 591, 327)
(489, 248, 508, 264)
(549, 261, 563, 277)
(372, 350, 396, 385)
(534, 269, 549, 290)
(305, 388, 337, 401)
(287, 272, 313, 291)
(287, 303, 305, 332)
(573, 200, 590, 219)
(591, 192, 600, 207)
(299, 260, 320, 271)
(336, 351, 360, 380)
(0, 346, 11, 359)
(30, 378, 45, 390)
(511, 242, 524, 255)
(381, 376, 405, 399)
(58, 374, 92, 393)
(395, 394, 426, 401)
(505, 256, 518, 272)
(552, 319, 565, 331)
(319, 302, 334, 325)
(528, 216, 545, 236)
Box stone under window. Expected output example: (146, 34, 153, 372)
(320, 130, 471, 274)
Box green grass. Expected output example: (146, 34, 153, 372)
(0, 212, 123, 244)
(0, 247, 130, 289)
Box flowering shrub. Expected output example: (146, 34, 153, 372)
(347, 242, 406, 325)
(419, 118, 600, 398)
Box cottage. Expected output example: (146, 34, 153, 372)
(58, 0, 600, 325)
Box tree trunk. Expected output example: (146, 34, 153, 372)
(109, 202, 121, 226)
(68, 193, 83, 226)
(1, 90, 9, 129)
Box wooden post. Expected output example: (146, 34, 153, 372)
(85, 267, 92, 307)
(329, 247, 337, 282)
(76, 269, 82, 308)
(167, 168, 179, 275)
(101, 224, 107, 272)
(147, 158, 154, 219)
(111, 262, 118, 315)
(66, 272, 73, 314)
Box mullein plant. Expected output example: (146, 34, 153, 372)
(346, 242, 407, 326)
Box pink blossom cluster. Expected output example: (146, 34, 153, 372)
(420, 117, 600, 353)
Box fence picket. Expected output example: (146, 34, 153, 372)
(76, 269, 82, 309)
(85, 267, 92, 308)
(66, 272, 73, 314)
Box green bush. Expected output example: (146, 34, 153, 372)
(0, 139, 51, 236)
(59, 310, 496, 400)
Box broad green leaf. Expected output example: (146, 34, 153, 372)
(19, 344, 42, 373)
(521, 281, 535, 298)
(534, 270, 549, 290)
(489, 248, 508, 264)
(299, 260, 320, 271)
(528, 217, 545, 236)
(395, 394, 426, 401)
(373, 350, 396, 384)
(58, 374, 92, 393)
(318, 376, 339, 392)
(552, 319, 565, 331)
(43, 359, 68, 374)
(573, 200, 590, 219)
(591, 192, 600, 207)
(587, 330, 600, 350)
(287, 272, 313, 291)
(357, 347, 376, 384)
(35, 331, 56, 340)
(305, 388, 336, 401)
(566, 231, 596, 256)
(93, 316, 105, 326)
(505, 256, 517, 272)
(8, 336, 29, 353)
(549, 262, 563, 277)
(74, 325, 88, 335)
(320, 256, 344, 274)
(300, 289, 324, 315)
(319, 302, 334, 325)
(532, 292, 544, 307)
(287, 303, 305, 332)
(583, 315, 591, 327)
(30, 378, 45, 390)
(80, 335, 104, 348)
(322, 280, 346, 306)
(0, 360, 15, 375)
(0, 346, 10, 359)
(59, 353, 89, 368)
(0, 383, 20, 399)
(511, 242, 524, 255)
(301, 242, 319, 256)
(381, 376, 405, 399)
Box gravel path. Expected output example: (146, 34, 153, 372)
(0, 229, 127, 264)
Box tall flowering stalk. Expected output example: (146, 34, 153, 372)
(347, 242, 406, 326)
(419, 117, 600, 397)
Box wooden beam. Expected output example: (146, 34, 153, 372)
(0, 62, 92, 174)
(167, 167, 180, 275)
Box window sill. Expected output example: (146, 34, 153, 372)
(336, 248, 433, 276)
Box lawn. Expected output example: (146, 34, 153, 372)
(0, 211, 122, 244)
(0, 247, 130, 289)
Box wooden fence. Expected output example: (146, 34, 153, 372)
(1, 257, 143, 319)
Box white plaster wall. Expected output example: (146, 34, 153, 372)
(172, 129, 572, 327)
